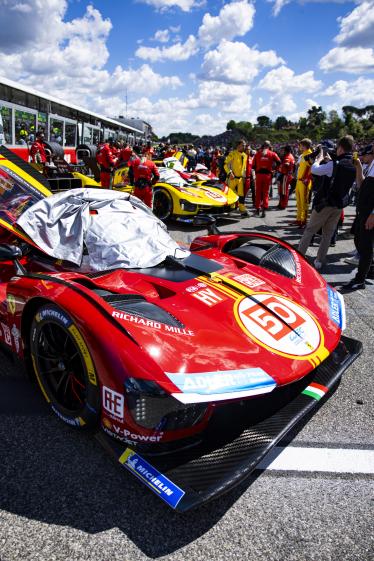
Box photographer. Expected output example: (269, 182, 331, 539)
(341, 144, 374, 291)
(298, 135, 356, 270)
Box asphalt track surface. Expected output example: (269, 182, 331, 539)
(0, 193, 373, 561)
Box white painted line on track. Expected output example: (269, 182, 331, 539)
(257, 446, 374, 474)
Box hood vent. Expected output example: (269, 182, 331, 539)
(259, 245, 296, 278)
(101, 293, 185, 328)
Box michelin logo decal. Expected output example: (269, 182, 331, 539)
(119, 449, 185, 509)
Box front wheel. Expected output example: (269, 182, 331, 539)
(30, 304, 100, 428)
(153, 189, 173, 221)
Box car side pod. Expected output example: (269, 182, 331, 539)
(96, 335, 362, 512)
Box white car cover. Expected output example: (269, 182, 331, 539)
(158, 167, 188, 187)
(17, 188, 189, 271)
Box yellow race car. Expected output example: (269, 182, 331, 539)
(112, 164, 239, 222)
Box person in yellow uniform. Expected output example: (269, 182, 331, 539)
(224, 139, 248, 217)
(295, 138, 313, 227)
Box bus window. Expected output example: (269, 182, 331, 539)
(38, 112, 48, 134)
(15, 109, 36, 145)
(0, 105, 12, 144)
(65, 123, 77, 146)
(92, 128, 100, 145)
(83, 124, 92, 144)
(50, 118, 63, 144)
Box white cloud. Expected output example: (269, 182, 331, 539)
(335, 1, 374, 47)
(319, 46, 374, 73)
(138, 0, 205, 12)
(153, 29, 170, 43)
(198, 1, 255, 47)
(258, 66, 322, 93)
(257, 94, 297, 117)
(269, 0, 354, 17)
(0, 1, 182, 115)
(200, 40, 284, 84)
(321, 77, 374, 106)
(135, 34, 199, 61)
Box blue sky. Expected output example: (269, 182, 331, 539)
(0, 0, 373, 136)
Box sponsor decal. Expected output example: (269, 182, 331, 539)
(0, 322, 11, 346)
(232, 274, 265, 289)
(302, 383, 328, 401)
(191, 287, 224, 307)
(51, 405, 85, 426)
(327, 286, 344, 329)
(102, 386, 124, 420)
(204, 190, 226, 202)
(68, 324, 97, 386)
(11, 324, 20, 353)
(167, 368, 275, 396)
(38, 308, 71, 327)
(112, 311, 194, 336)
(237, 293, 321, 358)
(7, 294, 16, 315)
(103, 419, 164, 443)
(291, 250, 302, 283)
(185, 282, 207, 293)
(119, 449, 185, 508)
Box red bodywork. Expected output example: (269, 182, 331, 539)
(0, 148, 345, 450)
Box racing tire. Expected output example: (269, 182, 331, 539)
(153, 189, 173, 221)
(43, 141, 65, 159)
(30, 304, 100, 429)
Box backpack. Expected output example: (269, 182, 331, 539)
(327, 155, 356, 209)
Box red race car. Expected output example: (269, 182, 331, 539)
(0, 147, 362, 511)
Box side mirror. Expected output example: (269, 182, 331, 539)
(0, 244, 23, 261)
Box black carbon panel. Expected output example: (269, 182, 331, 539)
(98, 335, 362, 512)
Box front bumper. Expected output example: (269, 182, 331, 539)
(96, 335, 362, 512)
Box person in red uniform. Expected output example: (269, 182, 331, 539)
(253, 141, 281, 217)
(117, 144, 133, 166)
(132, 155, 160, 209)
(142, 141, 155, 159)
(30, 132, 47, 164)
(210, 148, 221, 177)
(278, 145, 295, 209)
(244, 146, 255, 205)
(96, 139, 118, 188)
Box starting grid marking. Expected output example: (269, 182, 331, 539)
(257, 446, 374, 474)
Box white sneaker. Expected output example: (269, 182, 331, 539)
(314, 259, 323, 271)
(344, 256, 359, 265)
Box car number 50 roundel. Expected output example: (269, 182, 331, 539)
(235, 293, 323, 359)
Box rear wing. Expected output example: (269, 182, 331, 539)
(0, 146, 51, 244)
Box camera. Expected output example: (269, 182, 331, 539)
(304, 141, 336, 164)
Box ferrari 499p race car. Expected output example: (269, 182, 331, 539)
(0, 147, 362, 511)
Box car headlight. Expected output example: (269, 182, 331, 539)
(124, 377, 207, 431)
(179, 199, 198, 212)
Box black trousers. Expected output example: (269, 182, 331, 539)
(354, 215, 374, 282)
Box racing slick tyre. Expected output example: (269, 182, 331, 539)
(43, 141, 65, 160)
(153, 189, 173, 221)
(30, 304, 100, 429)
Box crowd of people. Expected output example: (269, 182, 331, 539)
(29, 132, 374, 292)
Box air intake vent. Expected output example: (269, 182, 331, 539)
(259, 245, 296, 278)
(102, 294, 184, 328)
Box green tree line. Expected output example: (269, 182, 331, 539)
(158, 105, 374, 145)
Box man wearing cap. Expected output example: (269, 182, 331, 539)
(342, 144, 374, 290)
(96, 138, 118, 188)
(224, 140, 248, 217)
(30, 132, 47, 164)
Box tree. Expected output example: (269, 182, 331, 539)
(226, 120, 236, 131)
(274, 116, 289, 130)
(257, 115, 272, 128)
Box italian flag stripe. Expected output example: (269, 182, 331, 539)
(302, 382, 328, 401)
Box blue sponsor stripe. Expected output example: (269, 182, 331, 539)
(327, 286, 342, 328)
(120, 450, 185, 509)
(166, 368, 275, 396)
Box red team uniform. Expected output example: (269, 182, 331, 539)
(97, 143, 117, 188)
(253, 148, 281, 211)
(278, 152, 295, 209)
(30, 139, 47, 163)
(133, 158, 160, 208)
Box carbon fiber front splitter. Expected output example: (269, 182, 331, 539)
(96, 335, 362, 512)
